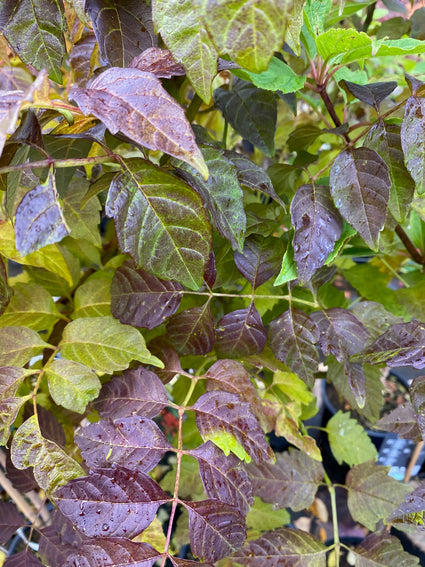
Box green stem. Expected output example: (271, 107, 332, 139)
(379, 256, 410, 288)
(324, 470, 340, 567)
(0, 154, 118, 175)
(179, 290, 319, 308)
(186, 93, 203, 123)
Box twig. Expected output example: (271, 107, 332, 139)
(0, 467, 43, 527)
(404, 441, 425, 482)
(395, 225, 424, 265)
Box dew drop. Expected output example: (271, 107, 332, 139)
(102, 523, 109, 532)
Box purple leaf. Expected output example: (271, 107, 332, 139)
(69, 32, 98, 87)
(170, 558, 214, 567)
(70, 67, 208, 177)
(0, 501, 24, 544)
(203, 249, 217, 288)
(247, 448, 324, 512)
(111, 261, 182, 330)
(387, 484, 425, 528)
(410, 375, 425, 415)
(86, 0, 157, 68)
(184, 499, 246, 562)
(92, 366, 168, 419)
(356, 320, 425, 368)
(5, 449, 38, 492)
(147, 337, 184, 384)
(4, 550, 43, 567)
(192, 391, 274, 463)
(342, 80, 397, 110)
(75, 416, 172, 471)
(39, 510, 87, 567)
(190, 441, 253, 514)
(290, 184, 342, 284)
(354, 532, 421, 566)
(15, 168, 70, 255)
(215, 303, 267, 358)
(269, 308, 320, 387)
(129, 47, 185, 77)
(329, 147, 390, 249)
(234, 235, 284, 289)
(106, 160, 211, 290)
(54, 466, 169, 538)
(230, 527, 327, 566)
(401, 94, 425, 194)
(166, 303, 215, 356)
(64, 538, 161, 567)
(375, 403, 423, 442)
(0, 366, 30, 397)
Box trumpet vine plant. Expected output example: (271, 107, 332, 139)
(0, 0, 425, 566)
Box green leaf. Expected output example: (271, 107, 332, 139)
(11, 415, 85, 494)
(326, 411, 377, 467)
(397, 281, 425, 322)
(375, 38, 425, 57)
(233, 57, 305, 94)
(0, 256, 11, 317)
(63, 179, 101, 247)
(72, 271, 113, 319)
(274, 238, 298, 285)
(365, 120, 414, 222)
(346, 461, 414, 531)
(213, 78, 277, 157)
(106, 159, 211, 290)
(60, 316, 163, 373)
(246, 498, 290, 535)
(401, 95, 425, 194)
(286, 0, 305, 56)
(0, 326, 50, 366)
(273, 370, 315, 407)
(0, 282, 61, 333)
(0, 0, 65, 83)
(174, 146, 246, 252)
(197, 0, 288, 73)
(316, 28, 372, 65)
(304, 0, 332, 36)
(45, 359, 101, 414)
(204, 429, 252, 463)
(0, 221, 74, 287)
(153, 0, 217, 103)
(0, 395, 31, 446)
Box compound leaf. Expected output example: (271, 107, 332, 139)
(330, 147, 390, 249)
(106, 160, 211, 290)
(153, 0, 217, 102)
(234, 235, 284, 289)
(0, 0, 65, 83)
(45, 359, 101, 414)
(291, 184, 343, 284)
(111, 261, 182, 329)
(346, 461, 413, 531)
(214, 78, 277, 157)
(166, 302, 215, 356)
(54, 466, 169, 538)
(193, 390, 274, 463)
(215, 303, 267, 358)
(326, 411, 377, 467)
(247, 448, 324, 512)
(401, 95, 425, 194)
(92, 366, 168, 419)
(184, 499, 246, 563)
(268, 308, 320, 387)
(230, 527, 327, 566)
(75, 416, 171, 471)
(15, 168, 70, 256)
(86, 0, 156, 68)
(60, 316, 163, 373)
(70, 67, 208, 177)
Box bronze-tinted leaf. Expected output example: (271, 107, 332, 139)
(64, 538, 161, 567)
(86, 0, 157, 67)
(106, 160, 211, 290)
(92, 366, 168, 419)
(166, 302, 215, 356)
(38, 509, 87, 567)
(247, 448, 324, 512)
(75, 416, 171, 471)
(0, 501, 24, 544)
(129, 47, 185, 78)
(387, 484, 425, 530)
(0, 256, 10, 316)
(193, 390, 274, 463)
(351, 300, 404, 343)
(111, 260, 183, 330)
(365, 120, 414, 222)
(354, 532, 420, 567)
(290, 184, 343, 284)
(184, 499, 246, 562)
(230, 527, 327, 566)
(234, 235, 284, 289)
(268, 309, 320, 387)
(329, 147, 390, 249)
(375, 403, 423, 443)
(214, 78, 277, 157)
(70, 67, 208, 177)
(215, 303, 267, 358)
(3, 549, 43, 567)
(401, 95, 425, 194)
(54, 466, 169, 538)
(190, 441, 253, 514)
(15, 168, 70, 256)
(69, 31, 98, 87)
(342, 80, 397, 110)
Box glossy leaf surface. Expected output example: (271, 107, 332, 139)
(70, 68, 208, 177)
(64, 538, 161, 567)
(215, 304, 267, 358)
(330, 147, 390, 249)
(166, 303, 215, 356)
(234, 235, 283, 289)
(342, 80, 397, 110)
(54, 466, 169, 538)
(106, 160, 211, 290)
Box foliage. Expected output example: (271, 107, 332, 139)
(0, 1, 425, 566)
